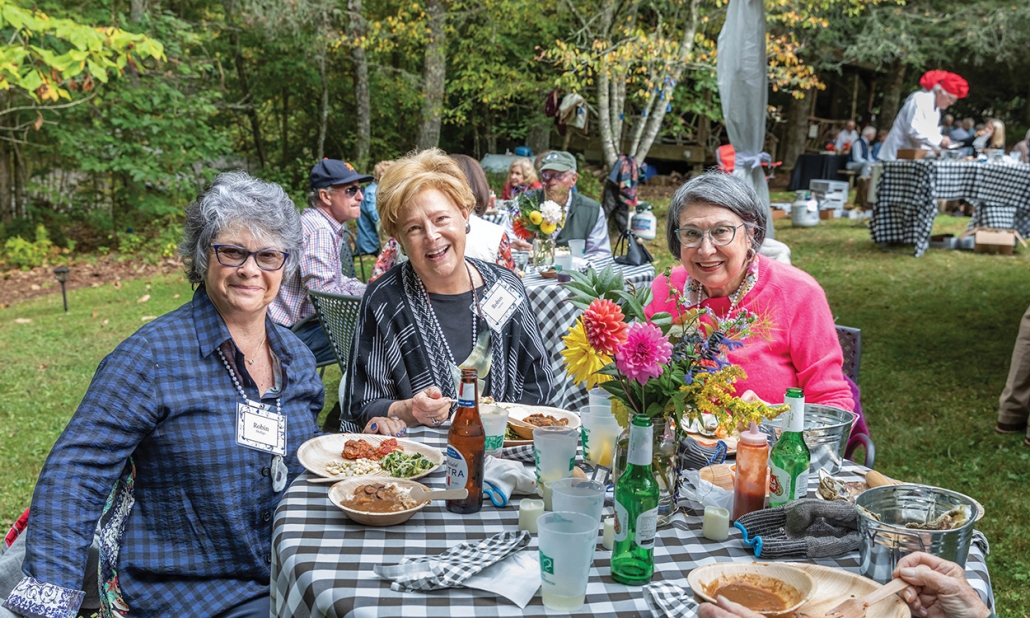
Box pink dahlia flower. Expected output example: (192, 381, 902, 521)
(615, 322, 672, 385)
(582, 298, 628, 356)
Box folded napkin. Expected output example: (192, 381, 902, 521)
(482, 456, 537, 507)
(645, 581, 700, 618)
(500, 443, 535, 463)
(373, 530, 530, 592)
(734, 498, 860, 558)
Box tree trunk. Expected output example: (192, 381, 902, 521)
(130, 0, 147, 22)
(879, 59, 907, 134)
(781, 90, 813, 172)
(484, 109, 497, 154)
(1025, 79, 1030, 127)
(631, 0, 701, 164)
(224, 0, 267, 168)
(525, 114, 551, 155)
(416, 0, 446, 149)
(316, 46, 329, 161)
(849, 72, 859, 121)
(349, 0, 371, 170)
(0, 92, 10, 223)
(281, 86, 289, 168)
(13, 141, 25, 219)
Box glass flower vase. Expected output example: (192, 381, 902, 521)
(611, 416, 682, 527)
(532, 236, 555, 269)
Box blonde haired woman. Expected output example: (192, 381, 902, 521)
(500, 156, 541, 199)
(343, 149, 553, 430)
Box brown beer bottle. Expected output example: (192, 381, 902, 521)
(446, 368, 485, 514)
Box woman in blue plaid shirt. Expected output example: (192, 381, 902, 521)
(3, 172, 382, 618)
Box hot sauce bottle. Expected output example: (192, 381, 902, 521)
(731, 421, 769, 522)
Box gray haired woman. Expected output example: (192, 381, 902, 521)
(642, 171, 853, 412)
(5, 171, 376, 618)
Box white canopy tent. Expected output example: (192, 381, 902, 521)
(717, 0, 774, 239)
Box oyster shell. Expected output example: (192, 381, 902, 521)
(904, 505, 971, 531)
(817, 468, 851, 502)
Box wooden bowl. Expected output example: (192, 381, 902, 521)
(687, 563, 816, 616)
(327, 476, 431, 526)
(505, 405, 581, 440)
(297, 433, 445, 480)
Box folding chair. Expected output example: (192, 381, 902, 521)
(307, 290, 362, 432)
(836, 325, 876, 469)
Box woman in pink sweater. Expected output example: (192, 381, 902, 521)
(645, 172, 853, 411)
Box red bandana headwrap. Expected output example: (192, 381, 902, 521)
(919, 70, 969, 99)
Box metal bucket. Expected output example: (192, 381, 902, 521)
(855, 485, 977, 584)
(762, 404, 857, 474)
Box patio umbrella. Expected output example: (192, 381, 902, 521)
(717, 0, 773, 238)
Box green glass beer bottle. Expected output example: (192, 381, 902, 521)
(768, 387, 811, 507)
(611, 414, 660, 585)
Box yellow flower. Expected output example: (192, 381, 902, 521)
(561, 318, 612, 390)
(540, 221, 557, 235)
(529, 210, 543, 225)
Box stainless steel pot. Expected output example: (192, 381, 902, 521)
(762, 404, 857, 474)
(855, 484, 978, 584)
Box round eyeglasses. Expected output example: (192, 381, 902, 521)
(673, 224, 745, 248)
(212, 244, 289, 271)
(540, 170, 568, 182)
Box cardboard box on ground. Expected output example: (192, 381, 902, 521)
(959, 227, 1028, 255)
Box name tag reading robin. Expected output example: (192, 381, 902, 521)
(479, 279, 523, 333)
(236, 399, 287, 456)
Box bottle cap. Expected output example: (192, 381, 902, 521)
(738, 420, 767, 447)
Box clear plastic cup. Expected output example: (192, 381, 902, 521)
(580, 406, 621, 469)
(480, 404, 509, 457)
(568, 239, 586, 257)
(587, 388, 611, 411)
(554, 250, 573, 272)
(536, 511, 597, 612)
(550, 478, 605, 523)
(533, 426, 578, 486)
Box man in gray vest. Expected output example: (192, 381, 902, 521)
(530, 151, 611, 257)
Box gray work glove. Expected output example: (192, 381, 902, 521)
(734, 498, 861, 559)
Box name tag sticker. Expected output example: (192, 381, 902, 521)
(236, 399, 287, 456)
(480, 280, 523, 333)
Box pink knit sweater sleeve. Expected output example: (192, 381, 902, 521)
(775, 268, 854, 411)
(644, 266, 688, 320)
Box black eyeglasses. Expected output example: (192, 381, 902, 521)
(211, 244, 290, 271)
(673, 224, 745, 248)
(333, 185, 362, 197)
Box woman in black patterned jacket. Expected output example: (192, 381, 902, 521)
(342, 149, 554, 431)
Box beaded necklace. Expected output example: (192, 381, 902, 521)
(216, 344, 281, 414)
(686, 256, 760, 317)
(421, 260, 484, 367)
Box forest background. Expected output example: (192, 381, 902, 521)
(0, 0, 1027, 265)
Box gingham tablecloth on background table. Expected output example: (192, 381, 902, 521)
(870, 160, 1030, 256)
(521, 257, 655, 410)
(271, 425, 995, 618)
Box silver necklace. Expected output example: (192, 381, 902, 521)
(245, 334, 268, 365)
(422, 260, 483, 366)
(216, 345, 281, 414)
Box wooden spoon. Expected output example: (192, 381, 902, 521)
(508, 417, 538, 440)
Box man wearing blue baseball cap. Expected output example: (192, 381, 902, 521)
(528, 150, 611, 257)
(269, 158, 372, 363)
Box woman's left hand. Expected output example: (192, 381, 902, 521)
(364, 416, 407, 437)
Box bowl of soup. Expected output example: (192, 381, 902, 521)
(328, 476, 430, 526)
(687, 563, 815, 616)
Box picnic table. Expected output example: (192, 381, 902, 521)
(870, 160, 1030, 256)
(521, 257, 655, 410)
(270, 424, 996, 617)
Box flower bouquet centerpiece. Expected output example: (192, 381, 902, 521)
(560, 266, 786, 524)
(508, 192, 564, 268)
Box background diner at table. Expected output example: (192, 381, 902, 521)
(1, 171, 384, 618)
(343, 148, 554, 433)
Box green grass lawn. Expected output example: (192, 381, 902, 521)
(3, 214, 1029, 614)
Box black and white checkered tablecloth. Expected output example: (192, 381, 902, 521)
(522, 257, 655, 411)
(271, 425, 995, 618)
(871, 160, 1030, 256)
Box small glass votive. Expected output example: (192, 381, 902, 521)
(518, 499, 545, 533)
(702, 505, 730, 541)
(602, 516, 615, 550)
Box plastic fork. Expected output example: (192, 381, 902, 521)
(825, 577, 908, 618)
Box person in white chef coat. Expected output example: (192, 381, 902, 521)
(878, 70, 969, 161)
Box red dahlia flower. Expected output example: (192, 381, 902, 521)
(582, 298, 628, 356)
